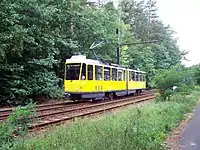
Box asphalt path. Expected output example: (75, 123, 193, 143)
(179, 103, 200, 150)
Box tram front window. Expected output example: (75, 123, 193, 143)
(65, 63, 81, 80)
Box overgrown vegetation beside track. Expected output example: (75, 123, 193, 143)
(10, 89, 200, 150)
(154, 64, 200, 101)
(0, 103, 36, 150)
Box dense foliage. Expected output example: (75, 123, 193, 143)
(0, 0, 183, 104)
(154, 64, 197, 100)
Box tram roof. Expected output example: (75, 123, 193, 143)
(66, 55, 146, 73)
(66, 55, 124, 68)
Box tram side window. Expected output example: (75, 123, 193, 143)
(112, 68, 117, 81)
(138, 73, 141, 81)
(88, 65, 93, 80)
(129, 71, 131, 81)
(118, 70, 123, 81)
(104, 67, 110, 81)
(132, 71, 135, 81)
(123, 70, 126, 81)
(135, 72, 139, 81)
(95, 66, 103, 80)
(81, 63, 86, 80)
(139, 74, 142, 81)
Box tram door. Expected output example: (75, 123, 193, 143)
(126, 70, 128, 95)
(95, 66, 103, 92)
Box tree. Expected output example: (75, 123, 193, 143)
(119, 0, 182, 87)
(0, 0, 64, 104)
(0, 0, 122, 104)
(154, 64, 196, 100)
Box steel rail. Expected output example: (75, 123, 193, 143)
(0, 91, 153, 120)
(32, 93, 153, 119)
(29, 95, 155, 130)
(1, 93, 152, 121)
(0, 101, 85, 120)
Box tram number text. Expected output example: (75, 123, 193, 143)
(95, 85, 103, 91)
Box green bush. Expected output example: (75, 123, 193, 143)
(0, 102, 36, 150)
(1, 67, 63, 105)
(154, 64, 196, 101)
(10, 71, 64, 104)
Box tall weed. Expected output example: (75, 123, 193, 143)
(0, 102, 36, 149)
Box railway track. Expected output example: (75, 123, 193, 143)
(0, 91, 155, 131)
(29, 93, 155, 131)
(0, 101, 88, 121)
(0, 90, 153, 120)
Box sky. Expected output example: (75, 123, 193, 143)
(156, 0, 200, 66)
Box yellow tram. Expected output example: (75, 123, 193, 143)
(64, 55, 146, 101)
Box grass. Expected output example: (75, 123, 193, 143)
(10, 90, 200, 150)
